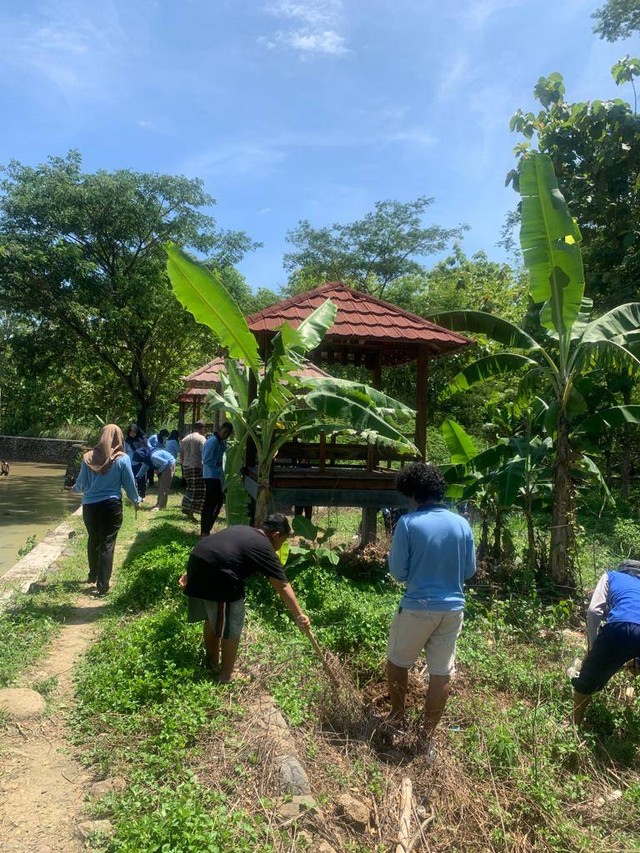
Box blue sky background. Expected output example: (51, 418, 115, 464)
(1, 0, 636, 290)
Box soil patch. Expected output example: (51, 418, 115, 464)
(0, 589, 108, 852)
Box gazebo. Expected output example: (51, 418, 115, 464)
(243, 283, 472, 527)
(177, 357, 332, 433)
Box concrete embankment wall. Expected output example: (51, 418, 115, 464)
(0, 436, 85, 466)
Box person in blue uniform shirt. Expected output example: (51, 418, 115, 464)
(386, 462, 475, 742)
(572, 560, 640, 725)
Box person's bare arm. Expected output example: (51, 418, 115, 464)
(269, 578, 310, 630)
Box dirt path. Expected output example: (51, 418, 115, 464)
(0, 590, 108, 853)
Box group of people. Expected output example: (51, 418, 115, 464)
(180, 461, 476, 744)
(178, 419, 234, 537)
(72, 422, 640, 735)
(124, 424, 180, 510)
(71, 421, 234, 596)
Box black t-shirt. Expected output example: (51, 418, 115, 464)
(184, 525, 289, 603)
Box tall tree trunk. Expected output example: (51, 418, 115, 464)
(550, 413, 573, 588)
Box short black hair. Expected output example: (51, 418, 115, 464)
(158, 429, 170, 441)
(261, 512, 291, 537)
(395, 462, 446, 503)
(221, 421, 234, 433)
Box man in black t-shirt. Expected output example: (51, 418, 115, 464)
(179, 513, 310, 682)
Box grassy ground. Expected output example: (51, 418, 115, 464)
(2, 495, 640, 850)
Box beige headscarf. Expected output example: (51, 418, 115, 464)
(83, 424, 126, 474)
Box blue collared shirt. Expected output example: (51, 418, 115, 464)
(73, 455, 140, 505)
(389, 504, 476, 611)
(202, 434, 227, 480)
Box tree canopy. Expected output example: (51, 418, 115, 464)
(283, 198, 466, 298)
(592, 0, 640, 40)
(509, 68, 640, 313)
(0, 152, 257, 430)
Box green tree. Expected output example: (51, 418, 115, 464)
(509, 69, 640, 311)
(593, 0, 640, 40)
(166, 245, 417, 526)
(283, 198, 466, 298)
(433, 153, 640, 588)
(0, 152, 256, 430)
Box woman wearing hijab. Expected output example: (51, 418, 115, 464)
(125, 423, 149, 500)
(74, 424, 142, 595)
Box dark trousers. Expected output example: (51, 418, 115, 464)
(132, 464, 147, 499)
(82, 499, 123, 593)
(201, 478, 224, 536)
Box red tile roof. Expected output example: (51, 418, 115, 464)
(183, 356, 330, 389)
(245, 282, 472, 353)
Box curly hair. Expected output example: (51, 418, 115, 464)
(395, 462, 446, 503)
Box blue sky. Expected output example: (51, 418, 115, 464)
(1, 0, 636, 290)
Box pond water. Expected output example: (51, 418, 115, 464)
(0, 462, 80, 578)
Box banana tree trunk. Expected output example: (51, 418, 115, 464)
(550, 413, 573, 588)
(253, 458, 274, 528)
(524, 490, 537, 578)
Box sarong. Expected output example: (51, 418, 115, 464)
(181, 466, 205, 514)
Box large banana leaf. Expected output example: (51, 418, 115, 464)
(295, 299, 337, 353)
(441, 419, 477, 464)
(518, 154, 585, 338)
(579, 303, 640, 346)
(304, 391, 417, 453)
(571, 338, 640, 375)
(575, 405, 640, 435)
(428, 310, 541, 352)
(165, 243, 261, 373)
(443, 353, 540, 398)
(303, 376, 414, 420)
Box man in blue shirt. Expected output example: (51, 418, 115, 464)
(387, 462, 475, 741)
(201, 422, 233, 537)
(572, 560, 640, 725)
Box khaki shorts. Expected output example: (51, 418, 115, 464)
(387, 608, 464, 676)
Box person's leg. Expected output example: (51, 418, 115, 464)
(201, 478, 216, 536)
(96, 500, 123, 594)
(182, 468, 196, 518)
(218, 638, 241, 683)
(136, 474, 147, 499)
(208, 478, 224, 527)
(82, 503, 100, 583)
(155, 467, 172, 509)
(573, 690, 592, 726)
(386, 608, 435, 720)
(422, 674, 452, 736)
(387, 660, 409, 719)
(203, 600, 245, 682)
(570, 623, 640, 725)
(203, 618, 220, 667)
(421, 610, 464, 737)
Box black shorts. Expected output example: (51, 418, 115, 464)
(572, 621, 640, 695)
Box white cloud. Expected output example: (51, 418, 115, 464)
(261, 29, 347, 55)
(0, 1, 127, 101)
(460, 0, 524, 31)
(182, 143, 287, 181)
(260, 0, 348, 56)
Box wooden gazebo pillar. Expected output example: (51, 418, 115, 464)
(415, 345, 429, 460)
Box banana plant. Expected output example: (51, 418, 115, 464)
(442, 410, 553, 574)
(166, 244, 417, 526)
(431, 153, 640, 587)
